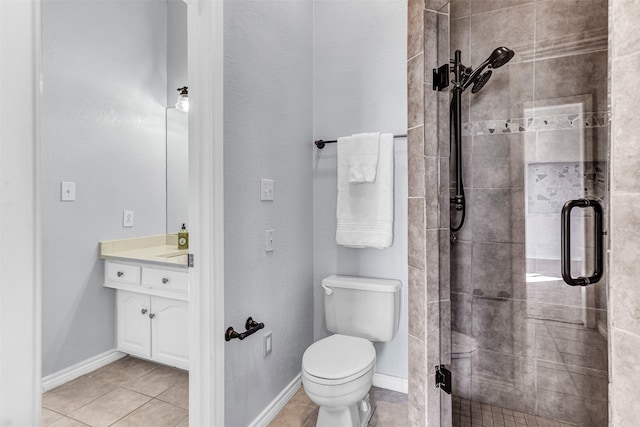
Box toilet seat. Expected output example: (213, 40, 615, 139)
(302, 335, 376, 385)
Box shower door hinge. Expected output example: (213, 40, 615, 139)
(435, 365, 452, 394)
(188, 254, 194, 268)
(432, 64, 450, 91)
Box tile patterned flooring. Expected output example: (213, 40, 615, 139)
(453, 397, 578, 427)
(268, 386, 408, 427)
(43, 358, 574, 427)
(42, 356, 188, 427)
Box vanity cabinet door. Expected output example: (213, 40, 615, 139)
(150, 296, 189, 369)
(117, 291, 151, 358)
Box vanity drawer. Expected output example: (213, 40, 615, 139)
(142, 267, 188, 293)
(106, 262, 141, 286)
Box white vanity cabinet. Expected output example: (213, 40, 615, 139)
(116, 291, 189, 369)
(103, 259, 189, 370)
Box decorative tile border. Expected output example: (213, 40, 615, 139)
(462, 112, 609, 137)
(527, 161, 607, 214)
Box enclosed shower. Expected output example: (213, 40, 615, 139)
(407, 1, 610, 426)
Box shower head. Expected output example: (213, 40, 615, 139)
(488, 46, 515, 69)
(460, 46, 515, 92)
(471, 70, 492, 94)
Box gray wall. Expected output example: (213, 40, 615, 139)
(609, 1, 640, 425)
(167, 0, 187, 106)
(223, 1, 314, 425)
(41, 0, 168, 376)
(312, 0, 408, 380)
(166, 0, 188, 231)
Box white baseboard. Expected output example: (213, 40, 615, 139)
(248, 373, 302, 427)
(42, 349, 126, 392)
(372, 372, 408, 394)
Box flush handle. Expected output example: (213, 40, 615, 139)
(322, 284, 334, 296)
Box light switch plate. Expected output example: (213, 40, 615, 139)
(60, 181, 76, 201)
(123, 210, 134, 227)
(265, 229, 274, 252)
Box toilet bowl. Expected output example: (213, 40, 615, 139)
(301, 275, 401, 427)
(302, 334, 376, 427)
(451, 331, 476, 399)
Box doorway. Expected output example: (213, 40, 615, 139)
(0, 0, 222, 425)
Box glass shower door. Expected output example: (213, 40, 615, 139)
(447, 1, 610, 426)
(522, 99, 609, 426)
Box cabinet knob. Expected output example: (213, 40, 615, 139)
(149, 313, 156, 319)
(117, 271, 124, 277)
(162, 277, 169, 284)
(141, 308, 147, 315)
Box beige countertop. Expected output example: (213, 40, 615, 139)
(100, 234, 188, 267)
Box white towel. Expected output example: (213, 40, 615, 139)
(336, 133, 394, 249)
(346, 132, 380, 183)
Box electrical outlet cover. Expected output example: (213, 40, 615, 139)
(123, 210, 134, 227)
(264, 332, 272, 357)
(260, 178, 274, 201)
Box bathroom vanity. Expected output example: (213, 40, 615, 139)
(100, 235, 189, 370)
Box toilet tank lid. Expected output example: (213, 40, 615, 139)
(322, 275, 401, 293)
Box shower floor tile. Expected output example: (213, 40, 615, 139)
(452, 396, 579, 427)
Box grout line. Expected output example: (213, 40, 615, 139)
(408, 51, 423, 63)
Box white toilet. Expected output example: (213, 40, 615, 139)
(301, 275, 401, 427)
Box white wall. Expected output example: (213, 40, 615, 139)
(41, 0, 168, 376)
(223, 1, 314, 425)
(313, 0, 408, 379)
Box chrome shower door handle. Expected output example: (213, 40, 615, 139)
(561, 199, 604, 286)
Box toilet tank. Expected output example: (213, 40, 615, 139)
(322, 275, 401, 342)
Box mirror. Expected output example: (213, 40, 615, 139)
(166, 107, 188, 232)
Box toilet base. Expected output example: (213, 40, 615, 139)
(316, 393, 372, 427)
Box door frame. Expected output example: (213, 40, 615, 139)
(187, 0, 225, 425)
(0, 0, 42, 423)
(0, 0, 225, 424)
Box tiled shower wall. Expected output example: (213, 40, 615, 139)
(609, 1, 640, 425)
(407, 0, 451, 426)
(448, 0, 609, 425)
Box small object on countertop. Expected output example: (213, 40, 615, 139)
(178, 223, 189, 250)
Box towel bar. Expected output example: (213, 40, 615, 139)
(314, 133, 407, 149)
